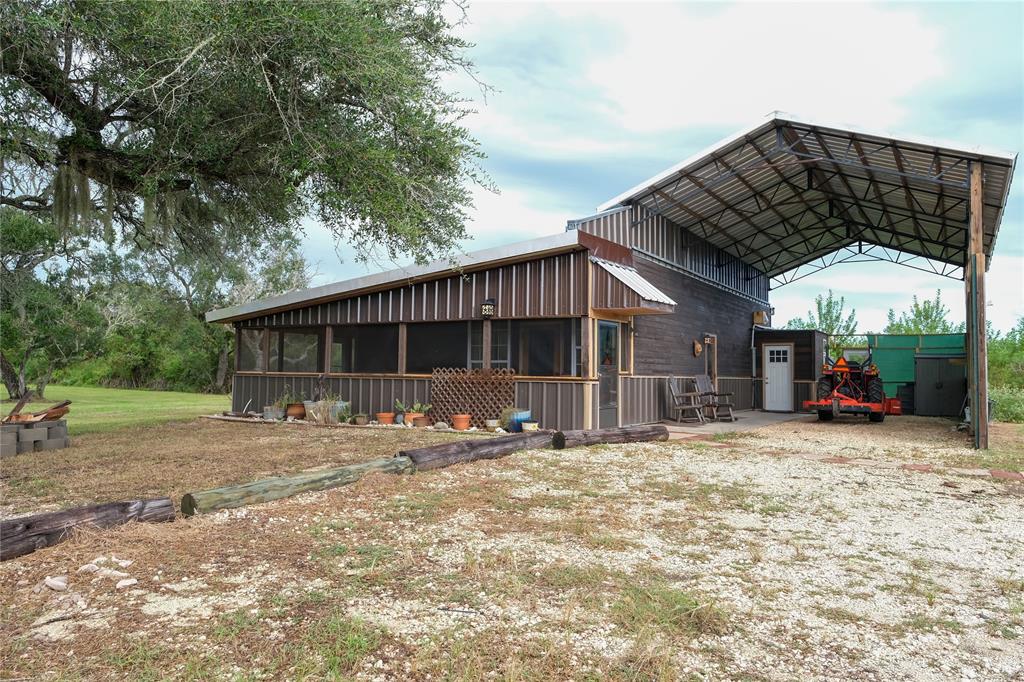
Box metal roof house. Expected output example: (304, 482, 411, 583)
(207, 113, 1015, 445)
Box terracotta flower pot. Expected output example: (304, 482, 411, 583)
(352, 415, 369, 426)
(285, 403, 306, 420)
(451, 414, 472, 431)
(376, 412, 395, 425)
(404, 412, 424, 424)
(412, 415, 430, 428)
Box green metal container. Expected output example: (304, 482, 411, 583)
(866, 334, 966, 401)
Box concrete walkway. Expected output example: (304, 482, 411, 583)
(664, 410, 808, 439)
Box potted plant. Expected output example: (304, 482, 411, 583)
(393, 399, 409, 425)
(400, 401, 431, 426)
(351, 413, 369, 426)
(279, 386, 307, 420)
(451, 414, 472, 431)
(263, 403, 285, 421)
(376, 410, 395, 425)
(521, 420, 540, 431)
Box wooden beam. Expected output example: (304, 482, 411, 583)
(968, 162, 989, 449)
(482, 319, 492, 369)
(323, 325, 333, 373)
(397, 323, 407, 375)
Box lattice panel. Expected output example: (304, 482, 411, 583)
(430, 368, 517, 428)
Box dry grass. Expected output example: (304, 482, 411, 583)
(1, 415, 1021, 680)
(0, 419, 484, 515)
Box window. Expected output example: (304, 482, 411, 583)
(469, 322, 484, 369)
(406, 322, 470, 374)
(238, 329, 265, 371)
(768, 348, 789, 363)
(508, 318, 581, 377)
(331, 325, 399, 373)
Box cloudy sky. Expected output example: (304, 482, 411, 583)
(303, 0, 1023, 333)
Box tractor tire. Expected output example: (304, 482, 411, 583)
(816, 377, 833, 401)
(867, 377, 885, 404)
(869, 411, 885, 423)
(817, 410, 834, 422)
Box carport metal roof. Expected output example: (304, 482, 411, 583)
(598, 113, 1017, 287)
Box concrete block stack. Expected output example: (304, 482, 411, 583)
(0, 420, 70, 458)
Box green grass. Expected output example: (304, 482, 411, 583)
(3, 384, 229, 435)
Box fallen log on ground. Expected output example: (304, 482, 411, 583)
(552, 424, 669, 450)
(181, 456, 414, 516)
(396, 430, 555, 471)
(1, 497, 174, 561)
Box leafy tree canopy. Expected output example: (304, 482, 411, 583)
(785, 289, 860, 358)
(1, 0, 488, 264)
(883, 290, 965, 335)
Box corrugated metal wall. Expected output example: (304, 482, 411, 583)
(570, 205, 769, 303)
(591, 264, 643, 310)
(514, 381, 588, 431)
(240, 251, 588, 328)
(233, 374, 587, 431)
(620, 376, 667, 425)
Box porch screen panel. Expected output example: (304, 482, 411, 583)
(281, 331, 322, 373)
(510, 318, 580, 377)
(238, 329, 265, 371)
(406, 322, 470, 374)
(332, 325, 399, 373)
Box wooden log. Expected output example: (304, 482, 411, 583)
(397, 431, 555, 471)
(180, 456, 414, 516)
(551, 424, 669, 450)
(1, 497, 174, 561)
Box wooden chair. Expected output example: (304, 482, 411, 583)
(694, 374, 735, 422)
(667, 376, 705, 424)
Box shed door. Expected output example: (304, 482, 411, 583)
(914, 356, 967, 417)
(763, 344, 793, 412)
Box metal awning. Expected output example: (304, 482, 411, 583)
(592, 257, 676, 313)
(598, 113, 1017, 287)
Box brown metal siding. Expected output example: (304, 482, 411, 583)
(240, 251, 587, 328)
(620, 376, 667, 425)
(570, 205, 769, 302)
(591, 263, 643, 310)
(232, 374, 430, 416)
(752, 329, 822, 382)
(631, 258, 765, 377)
(514, 381, 587, 431)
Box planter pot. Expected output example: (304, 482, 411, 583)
(412, 416, 430, 428)
(263, 406, 285, 421)
(451, 414, 472, 431)
(376, 412, 395, 425)
(285, 403, 306, 420)
(303, 400, 317, 416)
(484, 418, 500, 432)
(330, 401, 350, 423)
(351, 415, 369, 426)
(404, 412, 424, 424)
(521, 421, 540, 431)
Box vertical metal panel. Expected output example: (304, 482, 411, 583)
(513, 380, 586, 430)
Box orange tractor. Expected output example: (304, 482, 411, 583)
(803, 353, 900, 422)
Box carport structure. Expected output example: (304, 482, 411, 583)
(599, 113, 1017, 448)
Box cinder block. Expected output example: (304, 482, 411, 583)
(45, 424, 68, 439)
(1, 432, 16, 447)
(18, 427, 47, 443)
(0, 423, 23, 434)
(35, 437, 69, 451)
(17, 440, 34, 454)
(0, 441, 17, 458)
(38, 419, 66, 429)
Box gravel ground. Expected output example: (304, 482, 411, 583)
(1, 417, 1021, 680)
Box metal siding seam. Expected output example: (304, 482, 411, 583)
(458, 277, 464, 319)
(497, 269, 503, 317)
(389, 290, 393, 322)
(511, 267, 516, 313)
(422, 283, 426, 320)
(411, 285, 416, 321)
(434, 281, 439, 321)
(554, 257, 560, 315)
(525, 262, 530, 316)
(471, 275, 476, 314)
(540, 260, 545, 315)
(447, 278, 451, 318)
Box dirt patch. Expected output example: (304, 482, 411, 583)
(0, 420, 485, 516)
(1, 426, 1021, 680)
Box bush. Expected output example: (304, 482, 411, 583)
(991, 385, 1024, 423)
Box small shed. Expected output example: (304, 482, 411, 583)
(914, 354, 968, 417)
(753, 328, 828, 412)
(866, 334, 967, 414)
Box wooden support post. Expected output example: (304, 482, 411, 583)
(968, 162, 989, 449)
(323, 326, 333, 373)
(397, 323, 408, 375)
(482, 319, 492, 369)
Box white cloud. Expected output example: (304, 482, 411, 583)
(584, 3, 947, 132)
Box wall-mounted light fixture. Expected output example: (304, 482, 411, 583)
(480, 298, 496, 319)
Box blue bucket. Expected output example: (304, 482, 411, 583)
(507, 410, 532, 432)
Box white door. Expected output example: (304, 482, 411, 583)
(763, 344, 793, 412)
